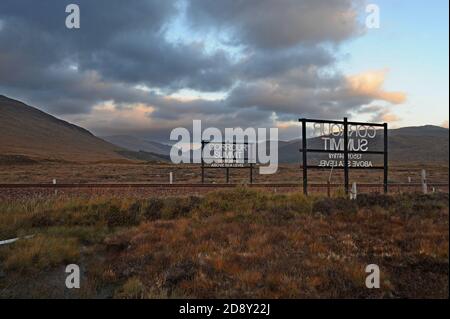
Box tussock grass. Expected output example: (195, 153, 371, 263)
(0, 188, 448, 298)
(1, 234, 79, 273)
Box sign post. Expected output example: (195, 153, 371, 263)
(384, 123, 388, 193)
(343, 117, 349, 194)
(299, 117, 388, 195)
(302, 119, 308, 195)
(201, 140, 254, 184)
(201, 140, 205, 184)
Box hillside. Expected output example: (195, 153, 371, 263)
(388, 125, 449, 164)
(278, 125, 449, 164)
(1, 95, 447, 165)
(0, 95, 128, 162)
(102, 135, 171, 156)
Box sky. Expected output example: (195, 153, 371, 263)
(0, 0, 448, 142)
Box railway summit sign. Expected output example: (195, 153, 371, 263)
(203, 142, 252, 168)
(315, 122, 378, 168)
(299, 117, 388, 195)
(201, 141, 256, 183)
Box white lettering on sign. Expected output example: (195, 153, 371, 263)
(312, 123, 378, 168)
(206, 143, 250, 167)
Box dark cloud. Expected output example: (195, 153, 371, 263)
(235, 47, 336, 81)
(0, 1, 235, 109)
(80, 38, 235, 92)
(186, 0, 363, 50)
(0, 0, 403, 141)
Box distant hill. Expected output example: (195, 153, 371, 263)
(0, 95, 170, 163)
(278, 125, 449, 164)
(116, 150, 171, 162)
(1, 95, 447, 165)
(102, 135, 171, 156)
(388, 125, 449, 164)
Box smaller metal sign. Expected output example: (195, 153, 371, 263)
(201, 141, 255, 183)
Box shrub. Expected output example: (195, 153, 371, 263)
(142, 198, 164, 221)
(410, 193, 448, 213)
(163, 260, 197, 290)
(356, 194, 395, 209)
(104, 204, 138, 227)
(312, 197, 357, 215)
(3, 235, 79, 273)
(195, 187, 268, 218)
(30, 210, 55, 227)
(392, 193, 449, 215)
(161, 196, 200, 220)
(115, 277, 147, 299)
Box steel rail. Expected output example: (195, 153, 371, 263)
(0, 183, 447, 189)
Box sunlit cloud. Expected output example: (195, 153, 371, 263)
(379, 112, 400, 123)
(69, 101, 157, 134)
(168, 89, 227, 102)
(346, 70, 407, 104)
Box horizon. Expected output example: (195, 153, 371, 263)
(2, 91, 450, 146)
(1, 92, 448, 145)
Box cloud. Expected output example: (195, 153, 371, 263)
(66, 101, 158, 136)
(345, 70, 407, 104)
(358, 104, 401, 123)
(0, 0, 406, 141)
(187, 0, 363, 50)
(372, 110, 400, 123)
(226, 69, 406, 120)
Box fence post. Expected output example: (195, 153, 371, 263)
(350, 182, 357, 200)
(421, 169, 428, 194)
(169, 172, 173, 184)
(53, 178, 57, 195)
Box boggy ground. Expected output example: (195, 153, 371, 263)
(0, 188, 448, 298)
(0, 162, 448, 185)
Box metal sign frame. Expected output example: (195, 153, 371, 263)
(201, 140, 254, 184)
(299, 117, 388, 195)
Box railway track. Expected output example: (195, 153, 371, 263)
(0, 182, 448, 189)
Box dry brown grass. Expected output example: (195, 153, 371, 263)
(0, 188, 448, 298)
(0, 162, 447, 185)
(1, 235, 79, 273)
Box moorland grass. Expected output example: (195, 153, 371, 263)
(0, 188, 448, 298)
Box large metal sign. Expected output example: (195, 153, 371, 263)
(201, 140, 255, 184)
(299, 117, 388, 195)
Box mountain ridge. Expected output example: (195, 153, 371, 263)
(1, 95, 448, 164)
(101, 135, 172, 156)
(0, 95, 172, 163)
